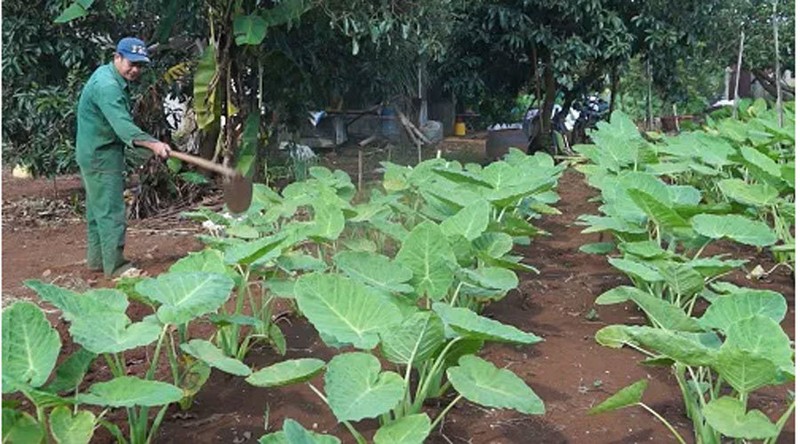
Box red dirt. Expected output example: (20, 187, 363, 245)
(2, 141, 794, 444)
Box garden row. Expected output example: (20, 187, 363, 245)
(573, 101, 795, 443)
(3, 151, 565, 443)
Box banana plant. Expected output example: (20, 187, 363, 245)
(593, 283, 795, 444)
(23, 269, 238, 444)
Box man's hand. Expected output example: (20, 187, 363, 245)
(134, 139, 172, 159)
(151, 141, 171, 159)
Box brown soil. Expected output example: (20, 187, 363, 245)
(2, 139, 794, 444)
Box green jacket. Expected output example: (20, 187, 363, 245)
(76, 62, 155, 172)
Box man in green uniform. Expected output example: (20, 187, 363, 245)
(76, 37, 171, 277)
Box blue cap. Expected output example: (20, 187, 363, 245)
(116, 37, 150, 63)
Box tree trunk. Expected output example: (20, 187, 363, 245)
(608, 69, 619, 121)
(533, 47, 556, 153)
(753, 69, 795, 99)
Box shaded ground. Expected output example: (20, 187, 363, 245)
(2, 138, 794, 444)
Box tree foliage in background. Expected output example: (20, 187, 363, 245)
(3, 0, 795, 178)
(436, 0, 632, 148)
(2, 0, 206, 177)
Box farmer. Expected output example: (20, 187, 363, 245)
(76, 37, 171, 277)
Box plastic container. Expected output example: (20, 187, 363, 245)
(421, 120, 444, 143)
(485, 128, 529, 161)
(454, 121, 466, 136)
(381, 107, 401, 139)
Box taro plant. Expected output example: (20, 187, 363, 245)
(168, 153, 562, 442)
(592, 283, 795, 443)
(574, 108, 794, 443)
(22, 268, 243, 444)
(3, 301, 100, 444)
(245, 271, 545, 443)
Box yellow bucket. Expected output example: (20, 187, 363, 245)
(454, 122, 466, 136)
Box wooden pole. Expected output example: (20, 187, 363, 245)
(733, 30, 745, 120)
(773, 0, 783, 127)
(673, 104, 679, 133)
(358, 148, 363, 191)
(646, 60, 653, 130)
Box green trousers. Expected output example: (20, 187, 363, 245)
(79, 167, 127, 276)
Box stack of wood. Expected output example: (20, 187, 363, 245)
(397, 111, 431, 146)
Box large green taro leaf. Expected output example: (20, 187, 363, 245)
(609, 286, 702, 332)
(169, 248, 234, 278)
(25, 280, 128, 321)
(473, 232, 514, 259)
(136, 272, 235, 325)
(618, 241, 671, 259)
(276, 252, 326, 273)
(659, 132, 735, 167)
(432, 168, 494, 189)
(373, 413, 431, 444)
(459, 267, 519, 300)
(667, 185, 702, 206)
(715, 349, 784, 394)
(78, 377, 182, 407)
(180, 339, 251, 376)
(369, 218, 410, 243)
(595, 325, 634, 349)
(718, 179, 779, 207)
(653, 261, 705, 297)
(69, 313, 160, 354)
(628, 189, 692, 236)
(295, 273, 401, 350)
(258, 419, 341, 444)
(702, 396, 778, 439)
(691, 214, 777, 247)
(595, 286, 640, 305)
(246, 358, 326, 388)
(2, 408, 44, 443)
(700, 291, 787, 332)
(222, 233, 288, 265)
(2, 302, 61, 393)
(44, 348, 97, 394)
(739, 145, 782, 178)
(310, 202, 345, 241)
(333, 251, 414, 294)
(588, 111, 642, 171)
(423, 182, 483, 210)
(626, 326, 717, 366)
(722, 316, 793, 372)
(447, 355, 544, 414)
(608, 258, 662, 282)
(432, 303, 541, 344)
(440, 200, 491, 241)
(685, 257, 749, 278)
(379, 312, 446, 366)
(395, 221, 456, 301)
(324, 353, 404, 422)
(588, 379, 647, 414)
(578, 215, 647, 235)
(49, 406, 95, 444)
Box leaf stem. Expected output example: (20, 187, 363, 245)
(413, 338, 460, 412)
(637, 402, 687, 444)
(147, 325, 170, 380)
(430, 394, 463, 430)
(306, 383, 367, 444)
(766, 399, 795, 444)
